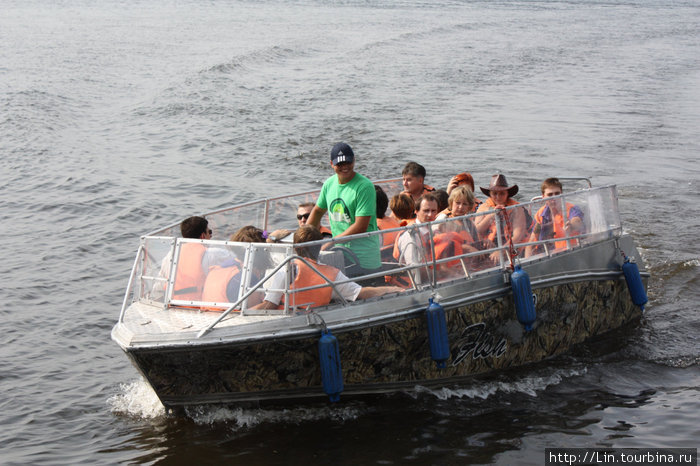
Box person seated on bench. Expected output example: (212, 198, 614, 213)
(200, 226, 272, 310)
(475, 174, 529, 265)
(524, 177, 584, 257)
(389, 193, 416, 226)
(444, 172, 482, 213)
(251, 226, 403, 310)
(434, 186, 482, 254)
(401, 161, 435, 204)
(266, 202, 332, 243)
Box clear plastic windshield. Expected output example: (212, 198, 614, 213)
(122, 184, 622, 318)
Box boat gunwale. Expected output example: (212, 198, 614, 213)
(114, 236, 647, 351)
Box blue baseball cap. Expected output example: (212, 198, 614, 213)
(330, 142, 355, 165)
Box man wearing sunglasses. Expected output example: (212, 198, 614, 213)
(308, 142, 381, 277)
(297, 203, 314, 226)
(298, 203, 332, 238)
(266, 203, 331, 244)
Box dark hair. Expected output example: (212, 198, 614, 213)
(541, 177, 563, 194)
(293, 225, 323, 260)
(434, 189, 449, 212)
(375, 185, 389, 219)
(390, 193, 415, 220)
(402, 161, 426, 178)
(230, 225, 266, 243)
(415, 192, 440, 212)
(180, 216, 208, 239)
(230, 225, 272, 270)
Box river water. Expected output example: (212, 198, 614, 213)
(1, 0, 699, 464)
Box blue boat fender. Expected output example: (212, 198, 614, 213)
(318, 330, 343, 402)
(622, 258, 647, 311)
(426, 298, 450, 368)
(511, 265, 536, 331)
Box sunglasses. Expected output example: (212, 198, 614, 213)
(207, 228, 213, 235)
(297, 213, 310, 221)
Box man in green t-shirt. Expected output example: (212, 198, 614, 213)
(308, 142, 381, 276)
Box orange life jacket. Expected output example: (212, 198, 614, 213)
(392, 228, 464, 268)
(532, 203, 580, 250)
(172, 243, 206, 302)
(320, 226, 332, 236)
(478, 198, 520, 243)
(280, 259, 340, 310)
(453, 227, 475, 244)
(377, 216, 401, 247)
(431, 231, 465, 269)
(200, 261, 242, 311)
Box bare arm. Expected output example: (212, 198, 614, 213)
(565, 216, 584, 234)
(250, 300, 278, 310)
(446, 176, 459, 195)
(357, 285, 404, 300)
(307, 205, 327, 228)
(475, 211, 494, 238)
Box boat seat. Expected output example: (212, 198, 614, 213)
(318, 249, 345, 270)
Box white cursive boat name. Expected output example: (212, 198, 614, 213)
(452, 323, 507, 365)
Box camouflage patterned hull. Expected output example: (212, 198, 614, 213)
(126, 275, 644, 408)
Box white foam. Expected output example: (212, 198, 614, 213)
(408, 367, 587, 401)
(107, 379, 166, 419)
(185, 404, 363, 429)
(683, 258, 699, 267)
(106, 378, 364, 426)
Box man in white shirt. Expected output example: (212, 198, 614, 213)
(395, 193, 440, 266)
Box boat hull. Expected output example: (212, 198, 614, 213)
(124, 275, 644, 408)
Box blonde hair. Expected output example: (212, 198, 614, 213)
(448, 186, 475, 211)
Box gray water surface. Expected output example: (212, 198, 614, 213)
(1, 0, 699, 464)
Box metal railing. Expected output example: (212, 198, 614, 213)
(118, 184, 623, 332)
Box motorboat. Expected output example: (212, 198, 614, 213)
(111, 179, 648, 409)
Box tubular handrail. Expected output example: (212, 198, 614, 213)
(144, 178, 404, 237)
(124, 184, 623, 326)
(118, 244, 144, 323)
(196, 253, 355, 337)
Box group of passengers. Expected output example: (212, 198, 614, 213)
(166, 142, 585, 312)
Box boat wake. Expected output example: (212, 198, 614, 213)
(408, 367, 588, 401)
(107, 379, 166, 419)
(184, 403, 364, 430)
(107, 377, 364, 428)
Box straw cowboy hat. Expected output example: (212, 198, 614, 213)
(480, 174, 519, 198)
